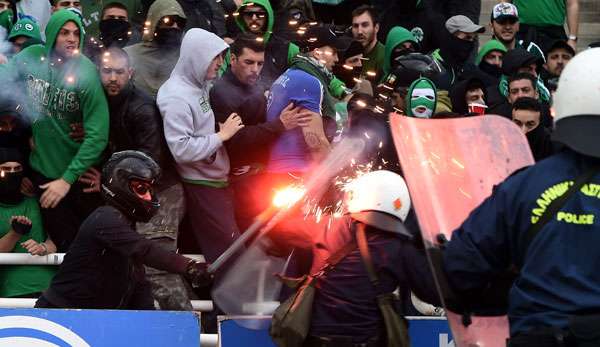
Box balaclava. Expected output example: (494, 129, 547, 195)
(407, 77, 437, 118)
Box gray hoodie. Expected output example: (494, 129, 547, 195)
(158, 29, 230, 184)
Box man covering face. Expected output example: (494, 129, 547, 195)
(407, 78, 436, 118)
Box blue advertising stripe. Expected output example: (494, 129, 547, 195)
(0, 309, 200, 347)
(218, 316, 454, 347)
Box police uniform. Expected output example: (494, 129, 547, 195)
(443, 48, 600, 345)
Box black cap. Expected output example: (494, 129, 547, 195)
(545, 40, 575, 58)
(302, 25, 346, 51)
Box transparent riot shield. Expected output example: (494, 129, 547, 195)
(390, 114, 535, 347)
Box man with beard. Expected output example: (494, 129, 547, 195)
(209, 33, 312, 230)
(124, 0, 186, 99)
(350, 5, 384, 84)
(541, 40, 575, 89)
(490, 2, 520, 51)
(229, 0, 299, 92)
(432, 15, 485, 90)
(96, 47, 194, 310)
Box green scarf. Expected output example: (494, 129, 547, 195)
(289, 54, 338, 120)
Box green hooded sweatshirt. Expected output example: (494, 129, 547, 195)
(0, 10, 109, 184)
(476, 39, 507, 65)
(383, 26, 418, 78)
(226, 0, 298, 67)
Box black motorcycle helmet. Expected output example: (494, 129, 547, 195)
(101, 150, 160, 223)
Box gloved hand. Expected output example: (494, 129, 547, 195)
(185, 260, 214, 288)
(11, 216, 32, 236)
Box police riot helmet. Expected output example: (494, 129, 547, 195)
(552, 48, 600, 158)
(101, 150, 161, 222)
(344, 170, 412, 236)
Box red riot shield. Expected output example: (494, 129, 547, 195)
(390, 115, 535, 347)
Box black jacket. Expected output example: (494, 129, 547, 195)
(107, 85, 164, 165)
(42, 206, 190, 309)
(209, 70, 286, 169)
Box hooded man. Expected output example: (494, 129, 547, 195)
(432, 15, 485, 91)
(0, 9, 109, 252)
(475, 39, 507, 87)
(230, 0, 300, 92)
(449, 76, 487, 116)
(124, 0, 187, 99)
(158, 28, 244, 265)
(406, 77, 437, 119)
(0, 147, 57, 298)
(511, 96, 553, 162)
(7, 17, 43, 55)
(382, 26, 418, 82)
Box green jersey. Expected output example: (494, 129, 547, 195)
(0, 10, 109, 184)
(0, 198, 56, 297)
(362, 41, 385, 83)
(514, 0, 566, 27)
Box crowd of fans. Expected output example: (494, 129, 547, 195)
(0, 0, 587, 332)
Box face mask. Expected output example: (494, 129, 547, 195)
(407, 78, 436, 118)
(99, 19, 131, 48)
(479, 60, 503, 78)
(442, 35, 475, 67)
(0, 171, 24, 205)
(154, 27, 183, 47)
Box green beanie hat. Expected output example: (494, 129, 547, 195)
(8, 18, 42, 43)
(476, 39, 507, 65)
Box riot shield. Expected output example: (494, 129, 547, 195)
(390, 115, 534, 347)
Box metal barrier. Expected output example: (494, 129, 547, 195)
(0, 253, 205, 265)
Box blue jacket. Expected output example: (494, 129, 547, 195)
(444, 149, 600, 336)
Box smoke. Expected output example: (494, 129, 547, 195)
(211, 137, 366, 328)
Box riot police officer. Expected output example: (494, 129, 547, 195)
(443, 48, 600, 346)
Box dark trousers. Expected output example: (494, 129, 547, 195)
(32, 171, 102, 252)
(181, 183, 241, 264)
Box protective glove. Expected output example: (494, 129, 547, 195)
(185, 260, 214, 288)
(11, 217, 32, 235)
